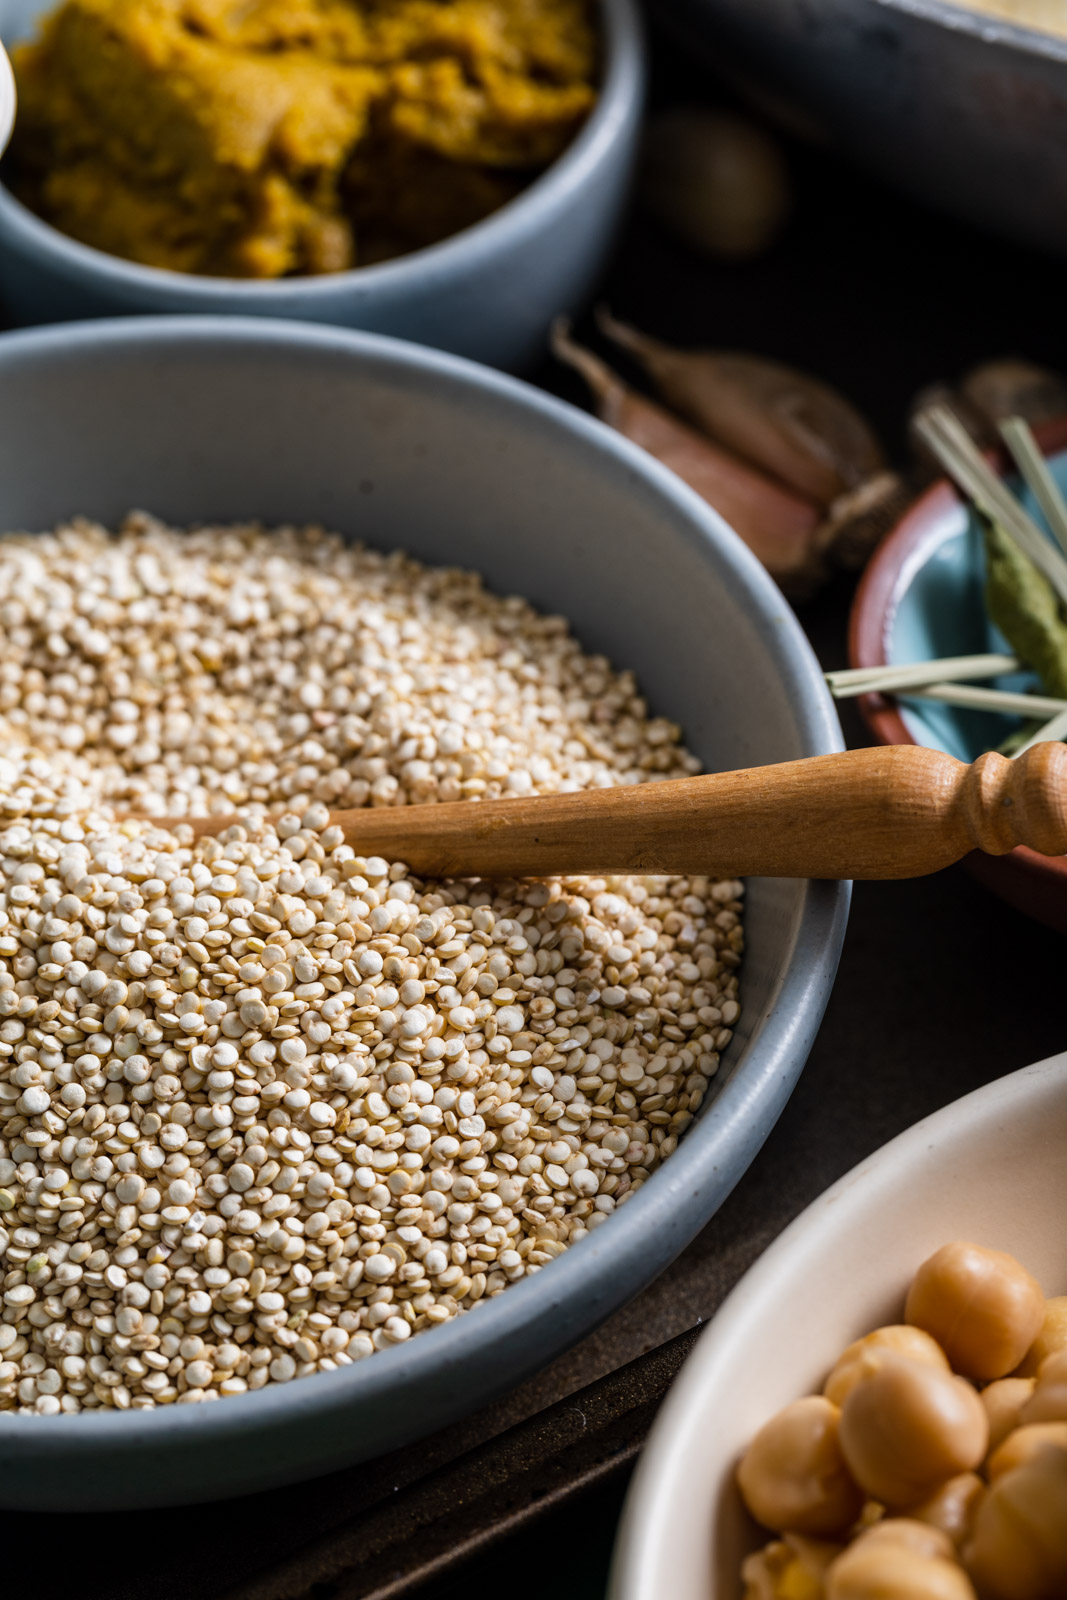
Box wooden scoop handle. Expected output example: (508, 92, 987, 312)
(179, 742, 1067, 881)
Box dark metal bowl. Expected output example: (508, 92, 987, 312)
(660, 0, 1067, 257)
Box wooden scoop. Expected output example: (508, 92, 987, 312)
(165, 742, 1067, 881)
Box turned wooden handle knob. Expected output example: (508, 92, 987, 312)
(174, 742, 1067, 881)
(956, 742, 1067, 859)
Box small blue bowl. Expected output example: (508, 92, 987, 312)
(850, 418, 1067, 931)
(0, 0, 643, 370)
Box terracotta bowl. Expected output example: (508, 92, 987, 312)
(849, 415, 1067, 934)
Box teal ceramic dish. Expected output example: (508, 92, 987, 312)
(0, 0, 643, 371)
(850, 416, 1067, 931)
(0, 315, 847, 1508)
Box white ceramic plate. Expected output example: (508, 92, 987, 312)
(609, 1051, 1067, 1600)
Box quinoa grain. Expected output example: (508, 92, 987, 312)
(0, 514, 743, 1412)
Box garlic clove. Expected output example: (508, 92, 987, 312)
(815, 471, 913, 572)
(552, 319, 825, 596)
(639, 107, 790, 262)
(961, 359, 1067, 430)
(597, 309, 885, 507)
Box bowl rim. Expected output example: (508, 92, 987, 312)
(849, 412, 1067, 895)
(864, 0, 1067, 62)
(0, 313, 849, 1480)
(0, 41, 12, 159)
(0, 0, 642, 299)
(672, 0, 1067, 62)
(608, 1046, 1067, 1600)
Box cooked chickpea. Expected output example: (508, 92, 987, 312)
(913, 1472, 985, 1545)
(827, 1520, 977, 1600)
(905, 1242, 1045, 1381)
(986, 1421, 1067, 1481)
(734, 1243, 1066, 1600)
(741, 1546, 781, 1599)
(838, 1353, 988, 1506)
(1016, 1296, 1067, 1378)
(844, 1519, 957, 1560)
(737, 1396, 864, 1537)
(742, 1535, 843, 1600)
(741, 1541, 791, 1600)
(981, 1376, 1036, 1455)
(824, 1326, 950, 1407)
(963, 1445, 1067, 1599)
(1019, 1347, 1067, 1426)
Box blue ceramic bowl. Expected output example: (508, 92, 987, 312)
(850, 419, 1067, 930)
(0, 0, 643, 369)
(0, 315, 847, 1508)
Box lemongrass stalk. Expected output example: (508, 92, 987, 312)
(1014, 705, 1067, 757)
(906, 683, 1067, 716)
(825, 654, 1018, 698)
(999, 416, 1067, 559)
(915, 407, 1067, 608)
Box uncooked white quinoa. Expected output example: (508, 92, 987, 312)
(0, 514, 743, 1414)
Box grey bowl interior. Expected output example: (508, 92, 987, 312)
(0, 317, 848, 1508)
(660, 0, 1067, 258)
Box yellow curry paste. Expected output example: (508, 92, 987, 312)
(8, 0, 598, 277)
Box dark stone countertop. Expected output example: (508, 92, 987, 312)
(5, 16, 1067, 1599)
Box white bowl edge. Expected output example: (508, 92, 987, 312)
(610, 1049, 1067, 1600)
(0, 40, 13, 157)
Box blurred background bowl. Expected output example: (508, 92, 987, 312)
(850, 415, 1067, 932)
(0, 0, 643, 370)
(0, 314, 846, 1508)
(657, 0, 1067, 258)
(609, 1048, 1067, 1599)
